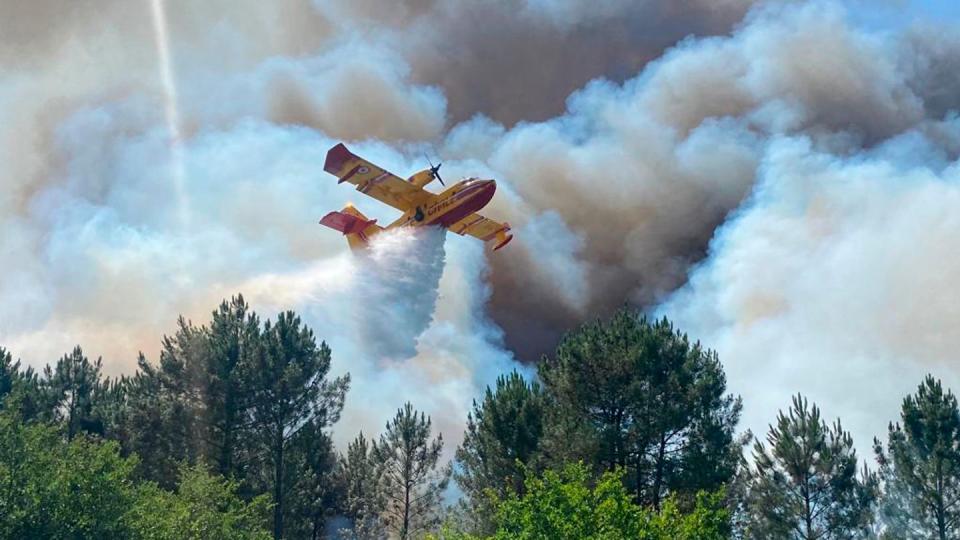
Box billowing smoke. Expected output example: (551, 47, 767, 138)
(0, 0, 755, 445)
(3, 0, 960, 454)
(660, 134, 960, 456)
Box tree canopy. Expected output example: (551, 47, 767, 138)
(6, 298, 957, 539)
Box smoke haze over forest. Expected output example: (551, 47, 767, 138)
(3, 0, 960, 452)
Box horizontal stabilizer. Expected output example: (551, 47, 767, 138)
(319, 211, 377, 235)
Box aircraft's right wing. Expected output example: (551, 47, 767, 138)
(449, 212, 513, 250)
(324, 143, 431, 211)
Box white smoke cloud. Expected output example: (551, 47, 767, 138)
(660, 133, 960, 453)
(5, 0, 960, 461)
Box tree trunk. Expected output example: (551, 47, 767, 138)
(613, 409, 625, 469)
(219, 390, 235, 477)
(67, 391, 77, 440)
(635, 455, 643, 504)
(274, 430, 284, 539)
(651, 433, 667, 509)
(402, 480, 411, 540)
(937, 459, 947, 540)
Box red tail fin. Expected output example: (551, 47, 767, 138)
(320, 206, 383, 250)
(319, 211, 377, 235)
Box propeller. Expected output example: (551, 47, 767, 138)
(425, 153, 445, 186)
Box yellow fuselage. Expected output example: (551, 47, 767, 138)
(388, 178, 497, 230)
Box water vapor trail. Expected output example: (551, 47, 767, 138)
(149, 0, 189, 229)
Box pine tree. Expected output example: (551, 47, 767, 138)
(124, 355, 188, 486)
(204, 295, 261, 480)
(285, 419, 341, 540)
(745, 395, 877, 539)
(373, 403, 451, 539)
(338, 432, 384, 538)
(455, 371, 545, 533)
(94, 375, 129, 444)
(246, 311, 349, 539)
(0, 347, 17, 404)
(539, 309, 742, 507)
(131, 297, 260, 485)
(875, 376, 960, 539)
(0, 347, 42, 421)
(130, 320, 210, 487)
(43, 346, 106, 439)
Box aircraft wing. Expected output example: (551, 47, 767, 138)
(449, 212, 513, 251)
(324, 143, 430, 211)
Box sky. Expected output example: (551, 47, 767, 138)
(2, 0, 960, 458)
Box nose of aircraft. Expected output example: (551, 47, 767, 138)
(477, 179, 496, 199)
(461, 179, 497, 212)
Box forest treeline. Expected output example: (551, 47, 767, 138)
(2, 295, 959, 539)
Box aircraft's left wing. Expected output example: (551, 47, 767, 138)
(449, 212, 513, 251)
(324, 143, 430, 211)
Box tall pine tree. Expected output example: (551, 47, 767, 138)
(745, 394, 877, 539)
(204, 295, 261, 480)
(373, 403, 450, 539)
(455, 371, 545, 533)
(131, 319, 210, 486)
(875, 376, 960, 539)
(338, 432, 383, 538)
(0, 347, 17, 405)
(284, 419, 341, 540)
(247, 311, 349, 539)
(43, 346, 106, 439)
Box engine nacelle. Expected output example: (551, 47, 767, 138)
(407, 169, 435, 188)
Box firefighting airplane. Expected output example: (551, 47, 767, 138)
(319, 143, 513, 251)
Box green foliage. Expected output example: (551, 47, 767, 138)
(455, 371, 546, 533)
(539, 309, 742, 507)
(650, 491, 731, 540)
(0, 412, 137, 538)
(2, 305, 755, 539)
(374, 402, 451, 539)
(0, 406, 272, 540)
(875, 375, 960, 540)
(492, 463, 646, 539)
(745, 395, 877, 539)
(480, 462, 730, 540)
(129, 463, 272, 540)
